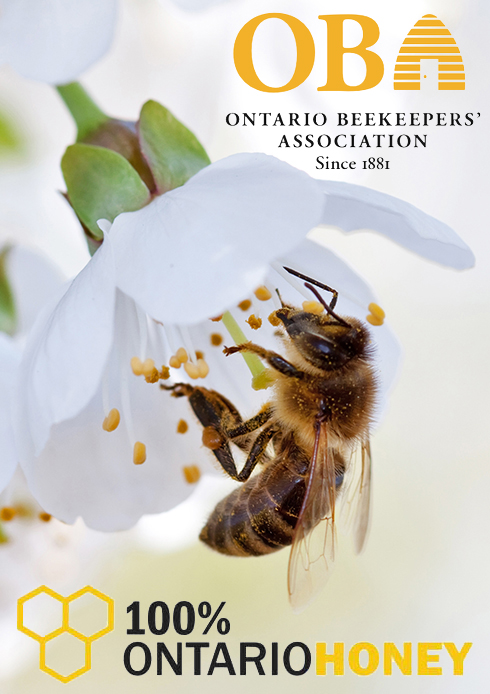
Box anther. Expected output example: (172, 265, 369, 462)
(366, 302, 386, 326)
(196, 359, 210, 378)
(246, 314, 262, 330)
(268, 311, 281, 327)
(210, 332, 223, 346)
(145, 368, 160, 384)
(159, 366, 170, 380)
(210, 315, 223, 322)
(169, 356, 181, 369)
(142, 358, 156, 377)
(133, 442, 147, 465)
(176, 347, 188, 363)
(195, 350, 204, 360)
(238, 299, 252, 311)
(252, 371, 275, 391)
(102, 408, 121, 432)
(183, 465, 201, 484)
(131, 356, 144, 376)
(254, 286, 272, 301)
(177, 419, 188, 434)
(303, 300, 324, 315)
(0, 507, 16, 522)
(202, 426, 223, 450)
(184, 362, 200, 379)
(39, 512, 52, 522)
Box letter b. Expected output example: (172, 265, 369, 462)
(317, 15, 384, 91)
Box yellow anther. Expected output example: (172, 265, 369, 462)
(210, 332, 223, 346)
(302, 300, 324, 315)
(197, 358, 210, 378)
(183, 465, 201, 484)
(176, 347, 188, 364)
(366, 314, 384, 326)
(184, 362, 200, 379)
(142, 358, 156, 377)
(145, 368, 160, 384)
(131, 356, 144, 376)
(133, 442, 147, 465)
(238, 299, 252, 311)
(254, 286, 272, 301)
(252, 371, 275, 391)
(268, 311, 281, 327)
(246, 314, 262, 330)
(102, 408, 121, 432)
(0, 507, 16, 522)
(39, 512, 52, 523)
(159, 365, 170, 380)
(169, 356, 181, 369)
(177, 419, 188, 434)
(366, 302, 386, 326)
(195, 350, 204, 360)
(210, 314, 223, 322)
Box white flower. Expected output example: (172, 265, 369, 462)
(0, 0, 118, 84)
(14, 153, 474, 532)
(0, 246, 63, 494)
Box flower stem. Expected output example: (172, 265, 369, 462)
(56, 82, 109, 141)
(221, 311, 265, 379)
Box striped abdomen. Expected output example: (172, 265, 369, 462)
(199, 443, 310, 556)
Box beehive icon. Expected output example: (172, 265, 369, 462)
(394, 14, 465, 91)
(18, 586, 114, 683)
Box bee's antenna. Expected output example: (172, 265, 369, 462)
(304, 282, 351, 328)
(283, 266, 338, 310)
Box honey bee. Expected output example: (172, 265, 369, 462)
(165, 268, 377, 611)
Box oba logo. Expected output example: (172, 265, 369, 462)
(17, 586, 114, 683)
(234, 13, 465, 92)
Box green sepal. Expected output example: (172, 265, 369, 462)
(138, 100, 211, 193)
(61, 144, 151, 238)
(0, 246, 17, 336)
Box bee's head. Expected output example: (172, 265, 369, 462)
(273, 282, 369, 371)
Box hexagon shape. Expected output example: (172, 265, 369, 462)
(67, 586, 114, 641)
(41, 632, 90, 683)
(18, 587, 65, 641)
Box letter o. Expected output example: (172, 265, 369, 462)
(234, 14, 315, 93)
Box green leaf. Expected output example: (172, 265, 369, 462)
(138, 100, 211, 193)
(61, 144, 151, 238)
(0, 246, 17, 336)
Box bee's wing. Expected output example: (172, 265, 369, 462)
(337, 438, 372, 554)
(287, 422, 338, 613)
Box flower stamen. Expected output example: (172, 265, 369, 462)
(254, 286, 272, 301)
(133, 442, 147, 465)
(177, 419, 188, 434)
(0, 507, 16, 521)
(183, 465, 201, 484)
(366, 302, 386, 326)
(102, 408, 121, 432)
(302, 300, 324, 315)
(210, 333, 223, 346)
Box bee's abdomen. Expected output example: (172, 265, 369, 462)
(199, 458, 308, 557)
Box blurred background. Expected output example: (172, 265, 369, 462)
(0, 0, 488, 691)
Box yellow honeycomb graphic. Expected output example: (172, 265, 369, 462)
(18, 586, 114, 683)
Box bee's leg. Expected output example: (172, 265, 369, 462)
(225, 405, 273, 439)
(235, 424, 278, 482)
(224, 342, 305, 379)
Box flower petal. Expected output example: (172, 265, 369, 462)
(0, 334, 20, 492)
(320, 181, 475, 270)
(0, 0, 118, 84)
(6, 246, 64, 336)
(112, 153, 324, 325)
(19, 291, 222, 531)
(15, 239, 116, 456)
